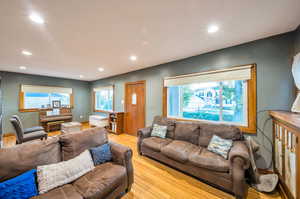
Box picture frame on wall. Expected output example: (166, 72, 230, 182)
(52, 100, 61, 108)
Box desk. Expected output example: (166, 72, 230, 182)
(39, 109, 72, 132)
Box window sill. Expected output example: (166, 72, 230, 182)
(94, 110, 114, 114)
(19, 107, 73, 113)
(167, 117, 256, 134)
(19, 108, 42, 113)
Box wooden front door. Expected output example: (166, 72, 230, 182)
(124, 80, 146, 136)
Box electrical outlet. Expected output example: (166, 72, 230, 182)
(80, 115, 83, 119)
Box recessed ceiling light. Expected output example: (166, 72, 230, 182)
(22, 50, 32, 56)
(130, 55, 137, 61)
(79, 75, 84, 78)
(142, 41, 149, 46)
(29, 13, 45, 24)
(98, 67, 104, 72)
(207, 25, 219, 33)
(19, 66, 27, 70)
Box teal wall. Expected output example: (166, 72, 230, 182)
(91, 32, 296, 168)
(0, 30, 298, 168)
(0, 72, 91, 134)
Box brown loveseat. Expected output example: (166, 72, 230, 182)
(0, 127, 133, 199)
(137, 116, 250, 199)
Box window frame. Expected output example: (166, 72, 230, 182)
(93, 85, 115, 113)
(162, 64, 257, 134)
(19, 86, 74, 112)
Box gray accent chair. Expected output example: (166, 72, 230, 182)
(10, 117, 47, 144)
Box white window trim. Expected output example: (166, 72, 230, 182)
(94, 85, 114, 112)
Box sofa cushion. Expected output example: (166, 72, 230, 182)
(37, 150, 95, 194)
(31, 184, 83, 199)
(0, 137, 61, 182)
(23, 131, 47, 142)
(60, 127, 108, 160)
(189, 148, 230, 172)
(153, 116, 176, 139)
(161, 140, 199, 163)
(141, 137, 173, 152)
(24, 126, 44, 134)
(73, 162, 126, 199)
(198, 123, 242, 147)
(174, 121, 200, 145)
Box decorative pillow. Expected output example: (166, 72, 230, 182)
(207, 135, 233, 159)
(152, 116, 176, 138)
(37, 150, 95, 194)
(0, 169, 38, 199)
(151, 124, 167, 138)
(89, 143, 112, 165)
(198, 123, 241, 147)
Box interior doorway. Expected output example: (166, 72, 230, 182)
(124, 80, 146, 136)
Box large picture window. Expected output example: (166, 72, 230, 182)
(168, 80, 247, 125)
(20, 85, 73, 112)
(93, 86, 114, 112)
(163, 64, 256, 133)
(24, 93, 71, 109)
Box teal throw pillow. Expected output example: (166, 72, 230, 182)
(207, 135, 233, 159)
(151, 124, 167, 138)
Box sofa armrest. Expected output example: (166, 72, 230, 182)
(229, 141, 250, 198)
(138, 127, 152, 138)
(137, 127, 152, 155)
(229, 141, 250, 170)
(110, 142, 134, 192)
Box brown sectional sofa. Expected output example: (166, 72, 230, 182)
(138, 116, 250, 199)
(0, 127, 133, 199)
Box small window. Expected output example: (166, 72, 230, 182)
(20, 85, 73, 111)
(94, 86, 114, 112)
(163, 64, 256, 133)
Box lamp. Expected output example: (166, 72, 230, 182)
(291, 52, 300, 112)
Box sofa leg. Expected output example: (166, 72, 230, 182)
(137, 148, 143, 155)
(126, 185, 132, 193)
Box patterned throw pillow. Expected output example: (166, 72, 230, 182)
(151, 124, 168, 138)
(37, 150, 95, 194)
(207, 135, 233, 159)
(0, 169, 38, 199)
(89, 143, 112, 165)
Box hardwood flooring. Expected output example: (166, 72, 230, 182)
(2, 126, 282, 199)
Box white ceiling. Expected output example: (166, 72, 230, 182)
(0, 0, 299, 81)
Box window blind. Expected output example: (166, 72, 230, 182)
(164, 65, 252, 87)
(21, 85, 73, 94)
(93, 86, 113, 92)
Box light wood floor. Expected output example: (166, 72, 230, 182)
(2, 125, 282, 199)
